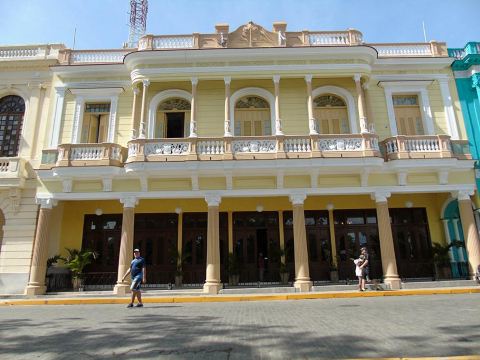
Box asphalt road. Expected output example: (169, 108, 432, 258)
(1, 293, 479, 359)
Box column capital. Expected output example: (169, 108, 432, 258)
(224, 76, 231, 85)
(36, 197, 57, 209)
(273, 75, 281, 84)
(452, 190, 474, 201)
(371, 191, 391, 203)
(120, 196, 138, 208)
(304, 74, 313, 83)
(54, 86, 66, 96)
(205, 193, 221, 207)
(437, 77, 450, 85)
(353, 73, 362, 83)
(289, 193, 307, 206)
(191, 77, 198, 86)
(142, 79, 150, 87)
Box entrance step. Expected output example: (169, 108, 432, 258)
(401, 279, 477, 289)
(220, 287, 296, 295)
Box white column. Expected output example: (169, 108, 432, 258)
(383, 88, 398, 136)
(224, 76, 232, 137)
(138, 79, 150, 139)
(131, 87, 140, 139)
(438, 78, 459, 140)
(273, 75, 284, 135)
(442, 219, 454, 262)
(419, 88, 435, 135)
(71, 96, 85, 144)
(354, 74, 368, 133)
(49, 87, 66, 148)
(204, 193, 221, 294)
(190, 77, 198, 137)
(107, 96, 119, 143)
(24, 83, 44, 159)
(305, 75, 317, 135)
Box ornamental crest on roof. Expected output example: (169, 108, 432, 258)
(228, 21, 277, 48)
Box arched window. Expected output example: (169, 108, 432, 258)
(155, 98, 191, 138)
(0, 95, 25, 157)
(234, 96, 271, 136)
(313, 94, 349, 134)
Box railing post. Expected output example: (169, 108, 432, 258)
(58, 49, 72, 65)
(361, 133, 379, 157)
(310, 134, 321, 158)
(276, 135, 286, 159)
(223, 137, 233, 160)
(57, 144, 71, 167)
(302, 30, 310, 46)
(438, 134, 453, 158)
(396, 135, 409, 159)
(188, 137, 198, 161)
(144, 35, 154, 50)
(193, 33, 200, 48)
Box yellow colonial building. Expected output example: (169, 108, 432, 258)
(1, 22, 479, 295)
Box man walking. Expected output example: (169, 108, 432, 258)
(122, 248, 146, 308)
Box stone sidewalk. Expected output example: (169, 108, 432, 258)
(1, 294, 479, 359)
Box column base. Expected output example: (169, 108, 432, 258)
(294, 280, 312, 292)
(113, 283, 131, 296)
(203, 282, 221, 294)
(25, 284, 46, 296)
(384, 276, 402, 290)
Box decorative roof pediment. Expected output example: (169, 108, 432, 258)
(228, 22, 278, 48)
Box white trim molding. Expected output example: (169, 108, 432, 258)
(311, 85, 358, 133)
(378, 81, 434, 136)
(437, 78, 459, 140)
(147, 89, 192, 138)
(49, 87, 66, 148)
(69, 88, 124, 144)
(229, 87, 276, 136)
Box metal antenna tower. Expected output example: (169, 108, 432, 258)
(128, 0, 148, 48)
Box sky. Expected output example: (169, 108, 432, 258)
(0, 0, 479, 50)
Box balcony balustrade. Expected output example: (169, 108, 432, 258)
(40, 134, 470, 168)
(448, 42, 480, 60)
(381, 135, 471, 160)
(0, 44, 64, 61)
(40, 143, 126, 168)
(0, 157, 26, 180)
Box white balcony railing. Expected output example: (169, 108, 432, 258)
(373, 44, 432, 57)
(0, 44, 63, 61)
(70, 50, 129, 64)
(153, 35, 194, 49)
(232, 138, 277, 154)
(382, 135, 457, 160)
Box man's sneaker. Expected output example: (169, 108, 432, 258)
(127, 303, 134, 308)
(136, 303, 143, 307)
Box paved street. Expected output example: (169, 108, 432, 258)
(0, 294, 479, 359)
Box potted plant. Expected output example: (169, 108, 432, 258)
(60, 248, 97, 291)
(279, 261, 289, 284)
(170, 246, 190, 288)
(227, 253, 240, 285)
(431, 240, 464, 280)
(325, 250, 339, 282)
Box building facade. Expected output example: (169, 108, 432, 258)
(448, 42, 480, 278)
(1, 22, 480, 295)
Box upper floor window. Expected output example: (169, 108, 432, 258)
(155, 98, 191, 138)
(313, 94, 349, 134)
(0, 95, 25, 157)
(81, 102, 110, 143)
(393, 95, 424, 135)
(234, 96, 271, 136)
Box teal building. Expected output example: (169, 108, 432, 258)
(448, 42, 480, 277)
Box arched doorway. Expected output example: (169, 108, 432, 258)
(0, 95, 25, 156)
(442, 200, 469, 278)
(313, 94, 349, 134)
(155, 98, 191, 138)
(234, 96, 271, 136)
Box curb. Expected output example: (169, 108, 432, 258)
(1, 287, 479, 306)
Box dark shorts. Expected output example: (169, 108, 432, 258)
(130, 275, 142, 291)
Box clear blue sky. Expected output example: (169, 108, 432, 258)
(1, 0, 479, 49)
